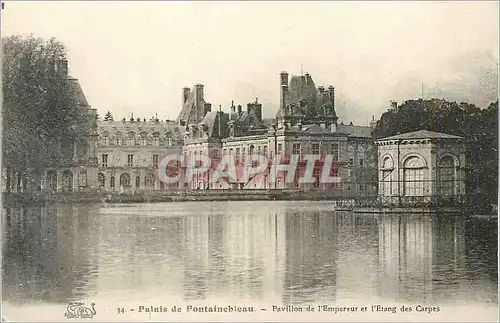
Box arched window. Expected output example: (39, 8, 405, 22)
(101, 133, 109, 146)
(249, 145, 255, 155)
(110, 176, 115, 188)
(114, 133, 122, 146)
(98, 173, 105, 188)
(403, 156, 425, 196)
(62, 170, 73, 192)
(139, 132, 147, 146)
(127, 132, 136, 146)
(152, 132, 160, 146)
(120, 173, 131, 187)
(381, 156, 394, 196)
(145, 174, 155, 188)
(438, 156, 455, 196)
(78, 168, 87, 187)
(47, 170, 57, 190)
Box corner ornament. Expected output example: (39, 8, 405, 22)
(64, 302, 96, 319)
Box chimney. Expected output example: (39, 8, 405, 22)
(318, 86, 325, 93)
(182, 87, 191, 103)
(328, 85, 335, 105)
(237, 105, 242, 115)
(305, 73, 311, 84)
(280, 71, 289, 113)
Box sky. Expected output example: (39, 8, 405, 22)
(2, 1, 499, 125)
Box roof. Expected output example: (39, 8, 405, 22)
(337, 124, 372, 138)
(68, 78, 89, 106)
(379, 130, 463, 141)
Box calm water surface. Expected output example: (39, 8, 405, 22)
(2, 201, 498, 321)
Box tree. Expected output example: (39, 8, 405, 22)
(373, 98, 498, 204)
(2, 35, 83, 174)
(104, 111, 114, 121)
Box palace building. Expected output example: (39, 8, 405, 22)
(181, 71, 377, 192)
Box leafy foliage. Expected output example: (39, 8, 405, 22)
(373, 99, 498, 203)
(2, 35, 87, 172)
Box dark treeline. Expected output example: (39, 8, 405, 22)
(373, 98, 498, 204)
(2, 35, 88, 175)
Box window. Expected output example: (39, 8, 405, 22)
(236, 148, 240, 164)
(292, 143, 301, 155)
(359, 159, 364, 166)
(349, 158, 354, 166)
(115, 136, 122, 146)
(79, 168, 87, 187)
(153, 136, 160, 146)
(381, 156, 393, 196)
(101, 136, 109, 146)
(101, 154, 108, 167)
(278, 143, 283, 154)
(145, 175, 155, 188)
(313, 167, 321, 187)
(110, 176, 115, 188)
(153, 154, 159, 169)
(223, 149, 227, 155)
(331, 143, 339, 161)
(120, 173, 131, 187)
(127, 154, 134, 167)
(160, 181, 165, 190)
(249, 145, 255, 155)
(167, 137, 172, 146)
(263, 145, 268, 156)
(98, 173, 105, 188)
(139, 135, 146, 146)
(127, 137, 135, 146)
(257, 146, 261, 155)
(312, 143, 320, 155)
(438, 156, 455, 196)
(135, 176, 140, 188)
(403, 156, 425, 196)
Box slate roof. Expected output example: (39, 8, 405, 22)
(337, 124, 372, 138)
(379, 130, 463, 141)
(68, 78, 90, 107)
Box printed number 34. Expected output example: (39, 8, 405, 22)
(117, 307, 125, 314)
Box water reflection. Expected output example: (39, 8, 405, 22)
(2, 202, 497, 311)
(3, 205, 100, 304)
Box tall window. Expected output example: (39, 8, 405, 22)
(110, 176, 115, 188)
(249, 145, 255, 155)
(101, 136, 109, 146)
(127, 154, 134, 167)
(331, 143, 339, 161)
(263, 145, 268, 157)
(79, 168, 87, 187)
(153, 154, 159, 169)
(381, 156, 393, 196)
(120, 173, 131, 187)
(359, 159, 364, 166)
(292, 143, 300, 155)
(153, 133, 160, 146)
(101, 154, 108, 167)
(278, 143, 283, 154)
(139, 134, 147, 146)
(127, 132, 135, 146)
(403, 156, 425, 196)
(438, 156, 455, 196)
(135, 176, 140, 188)
(98, 173, 105, 188)
(312, 143, 320, 155)
(145, 175, 155, 188)
(114, 134, 122, 146)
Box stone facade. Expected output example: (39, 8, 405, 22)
(376, 130, 467, 204)
(96, 119, 184, 192)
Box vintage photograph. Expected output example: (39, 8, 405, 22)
(1, 1, 498, 322)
